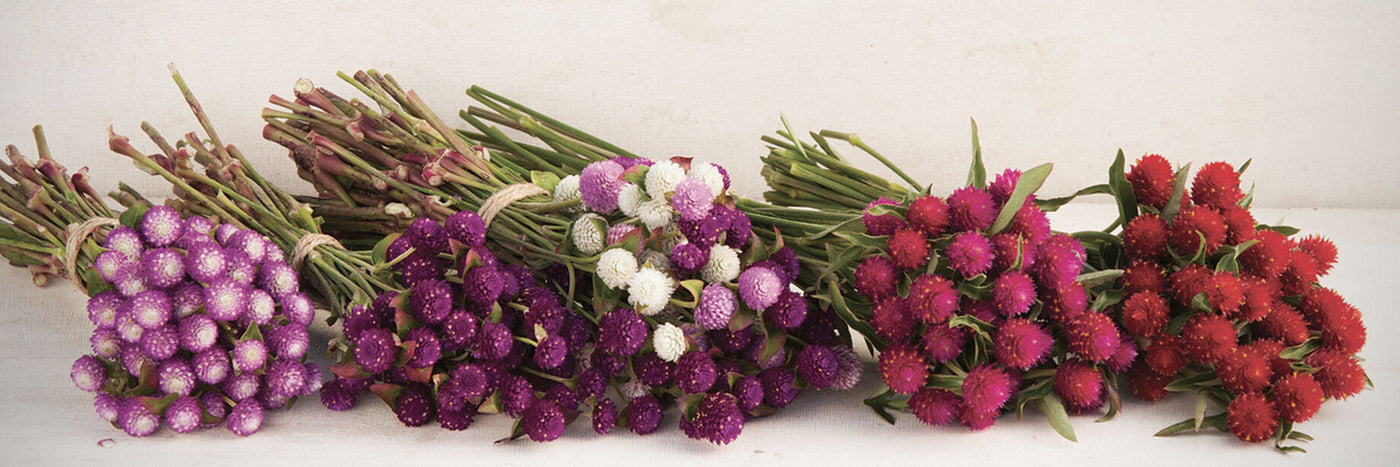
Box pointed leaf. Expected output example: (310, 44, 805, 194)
(1107, 149, 1139, 225)
(863, 386, 897, 425)
(530, 171, 561, 196)
(988, 163, 1052, 235)
(967, 119, 986, 189)
(1037, 394, 1078, 442)
(1160, 163, 1192, 223)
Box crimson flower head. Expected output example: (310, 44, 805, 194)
(1126, 154, 1174, 208)
(1191, 161, 1244, 210)
(878, 344, 928, 395)
(1227, 392, 1278, 443)
(1054, 359, 1105, 413)
(1121, 214, 1169, 261)
(887, 228, 929, 270)
(1273, 372, 1325, 423)
(907, 195, 950, 236)
(1168, 206, 1228, 256)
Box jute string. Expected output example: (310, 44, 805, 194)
(292, 233, 344, 270)
(63, 217, 119, 292)
(479, 183, 548, 227)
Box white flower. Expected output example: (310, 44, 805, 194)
(789, 283, 806, 296)
(621, 380, 652, 400)
(553, 175, 581, 203)
(617, 183, 645, 217)
(638, 249, 671, 273)
(687, 162, 726, 197)
(627, 267, 676, 316)
(572, 214, 606, 255)
(701, 244, 741, 283)
(644, 160, 686, 199)
(637, 198, 674, 231)
(652, 323, 687, 362)
(597, 248, 638, 290)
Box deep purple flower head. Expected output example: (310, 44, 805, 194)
(438, 407, 475, 431)
(796, 345, 839, 389)
(436, 378, 469, 414)
(404, 327, 442, 369)
(461, 266, 504, 305)
(708, 326, 754, 354)
(732, 375, 764, 412)
(671, 177, 715, 221)
(598, 309, 647, 356)
(675, 351, 718, 394)
(266, 324, 309, 360)
(130, 290, 171, 329)
(232, 339, 268, 374)
(87, 291, 122, 330)
(1035, 233, 1087, 288)
(302, 362, 324, 394)
(993, 318, 1053, 370)
(140, 205, 184, 248)
(118, 398, 160, 437)
(257, 261, 299, 299)
(157, 358, 196, 396)
(695, 284, 737, 330)
(319, 378, 361, 411)
(760, 367, 799, 408)
(439, 310, 479, 353)
(738, 266, 784, 310)
(580, 160, 626, 212)
(164, 396, 202, 434)
(242, 289, 276, 327)
(204, 278, 248, 322)
(767, 290, 808, 331)
(139, 324, 179, 361)
(671, 243, 709, 274)
(592, 398, 618, 434)
(277, 294, 313, 328)
(634, 353, 674, 386)
(385, 236, 412, 262)
(445, 211, 487, 248)
(769, 247, 801, 284)
(71, 355, 107, 392)
(397, 250, 446, 287)
(475, 320, 514, 361)
(406, 217, 449, 254)
(726, 210, 753, 250)
(500, 374, 535, 417)
(532, 335, 568, 370)
(961, 364, 1017, 416)
(627, 395, 663, 435)
(93, 250, 131, 283)
(451, 363, 496, 399)
(193, 348, 232, 385)
(94, 393, 122, 423)
(354, 328, 397, 374)
(409, 278, 454, 325)
(140, 248, 185, 288)
(992, 270, 1037, 316)
(523, 398, 567, 442)
(392, 384, 433, 427)
(862, 197, 906, 236)
(227, 398, 264, 436)
(681, 393, 745, 445)
(947, 231, 994, 277)
(947, 186, 997, 232)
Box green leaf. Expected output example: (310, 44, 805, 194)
(1193, 390, 1209, 430)
(1165, 372, 1221, 392)
(371, 232, 400, 264)
(864, 203, 908, 218)
(947, 315, 996, 342)
(118, 202, 152, 229)
(1155, 413, 1228, 436)
(136, 393, 180, 417)
(1107, 149, 1139, 225)
(1259, 224, 1301, 237)
(1279, 338, 1321, 360)
(1075, 269, 1123, 289)
(1037, 394, 1078, 442)
(530, 170, 561, 195)
(673, 279, 706, 309)
(828, 279, 883, 349)
(863, 386, 897, 425)
(80, 267, 113, 297)
(1036, 184, 1111, 212)
(987, 162, 1052, 235)
(1097, 368, 1122, 422)
(1159, 163, 1192, 223)
(760, 330, 787, 365)
(240, 323, 264, 343)
(927, 374, 965, 393)
(967, 119, 986, 189)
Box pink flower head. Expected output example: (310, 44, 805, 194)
(947, 187, 997, 232)
(862, 197, 906, 236)
(992, 318, 1053, 370)
(960, 364, 1017, 416)
(946, 231, 994, 277)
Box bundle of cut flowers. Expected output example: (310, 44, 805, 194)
(1, 131, 320, 437)
(262, 73, 858, 443)
(1069, 152, 1370, 452)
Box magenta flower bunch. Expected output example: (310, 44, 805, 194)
(70, 205, 321, 437)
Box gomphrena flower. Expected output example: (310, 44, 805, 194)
(68, 208, 319, 437)
(1096, 154, 1369, 450)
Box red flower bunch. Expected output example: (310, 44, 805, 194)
(848, 168, 1127, 439)
(1102, 154, 1368, 451)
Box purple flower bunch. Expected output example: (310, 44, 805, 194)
(852, 169, 1130, 434)
(70, 205, 320, 437)
(563, 157, 861, 444)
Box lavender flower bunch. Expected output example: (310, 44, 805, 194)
(70, 205, 321, 437)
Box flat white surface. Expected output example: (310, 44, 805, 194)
(0, 206, 1396, 465)
(1, 1, 1399, 209)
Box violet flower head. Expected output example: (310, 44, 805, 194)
(225, 229, 268, 264)
(104, 225, 144, 261)
(738, 266, 784, 310)
(733, 375, 765, 412)
(635, 353, 675, 386)
(769, 247, 801, 285)
(130, 290, 171, 329)
(523, 399, 567, 442)
(94, 393, 122, 423)
(406, 217, 449, 254)
(405, 327, 442, 369)
(157, 358, 196, 396)
(760, 367, 799, 408)
(140, 248, 185, 288)
(627, 395, 663, 435)
(533, 335, 568, 370)
(93, 250, 131, 283)
(214, 223, 239, 245)
(579, 160, 626, 212)
(671, 242, 709, 273)
(682, 393, 745, 445)
(440, 311, 479, 353)
(725, 210, 753, 250)
(410, 278, 454, 325)
(445, 210, 487, 247)
(87, 291, 122, 330)
(385, 236, 412, 262)
(71, 355, 107, 392)
(281, 293, 316, 327)
(450, 363, 496, 399)
(671, 177, 715, 221)
(199, 391, 228, 424)
(227, 398, 264, 436)
(257, 261, 299, 299)
(354, 328, 397, 374)
(393, 385, 434, 427)
(193, 348, 232, 385)
(243, 289, 276, 327)
(233, 339, 268, 374)
(461, 266, 504, 305)
(396, 251, 446, 287)
(695, 283, 737, 330)
(165, 396, 202, 434)
(475, 320, 514, 361)
(796, 345, 839, 389)
(139, 325, 179, 361)
(118, 398, 159, 437)
(946, 231, 994, 277)
(319, 378, 362, 411)
(223, 249, 257, 286)
(598, 309, 647, 356)
(203, 278, 248, 322)
(500, 375, 535, 417)
(139, 205, 184, 248)
(169, 281, 204, 319)
(90, 328, 122, 359)
(829, 345, 864, 391)
(268, 324, 311, 360)
(675, 351, 718, 394)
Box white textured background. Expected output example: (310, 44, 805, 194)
(2, 1, 1398, 465)
(2, 1, 1399, 208)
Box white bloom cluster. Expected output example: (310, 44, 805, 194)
(701, 244, 741, 283)
(687, 162, 726, 197)
(572, 214, 606, 255)
(597, 248, 638, 290)
(637, 199, 674, 231)
(553, 175, 581, 203)
(628, 267, 676, 316)
(617, 183, 645, 217)
(644, 160, 686, 199)
(652, 323, 687, 362)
